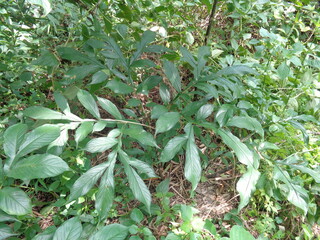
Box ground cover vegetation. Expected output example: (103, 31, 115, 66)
(0, 0, 320, 239)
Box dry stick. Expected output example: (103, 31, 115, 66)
(204, 0, 219, 45)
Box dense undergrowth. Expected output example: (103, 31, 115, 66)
(0, 0, 320, 239)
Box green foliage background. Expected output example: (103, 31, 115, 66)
(0, 0, 319, 239)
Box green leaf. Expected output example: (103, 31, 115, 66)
(159, 83, 171, 104)
(77, 89, 101, 119)
(163, 60, 181, 92)
(53, 217, 82, 240)
(57, 47, 98, 64)
(123, 126, 158, 148)
(277, 62, 290, 80)
(64, 65, 102, 84)
(26, 0, 52, 16)
(0, 210, 17, 222)
(54, 92, 71, 114)
(96, 152, 117, 219)
(155, 112, 180, 135)
(287, 185, 308, 215)
(3, 123, 28, 160)
(236, 167, 260, 211)
(0, 223, 17, 240)
(75, 122, 94, 145)
(7, 154, 69, 180)
(184, 126, 201, 191)
(180, 47, 197, 69)
(215, 104, 234, 127)
(229, 225, 255, 240)
(98, 97, 123, 119)
(290, 165, 320, 183)
(160, 136, 187, 162)
(130, 208, 144, 223)
(156, 178, 170, 194)
(131, 30, 156, 63)
(32, 226, 56, 240)
(0, 187, 32, 215)
(151, 105, 168, 119)
(217, 129, 254, 167)
(69, 162, 110, 202)
(217, 65, 257, 76)
(186, 32, 194, 45)
(106, 80, 134, 94)
(120, 151, 151, 212)
(106, 38, 128, 70)
(90, 223, 128, 240)
(84, 137, 118, 153)
(90, 71, 108, 85)
(17, 125, 60, 158)
(23, 106, 70, 120)
(32, 50, 58, 66)
(227, 116, 264, 137)
(203, 220, 216, 235)
(128, 159, 157, 178)
(196, 104, 214, 120)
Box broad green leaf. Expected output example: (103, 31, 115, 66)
(203, 220, 216, 235)
(159, 83, 171, 104)
(90, 223, 128, 240)
(129, 159, 157, 178)
(196, 104, 214, 120)
(47, 128, 70, 155)
(77, 89, 101, 119)
(217, 65, 257, 76)
(163, 60, 181, 92)
(90, 71, 108, 85)
(227, 116, 264, 137)
(0, 210, 17, 222)
(32, 226, 56, 240)
(180, 47, 197, 69)
(215, 104, 234, 127)
(289, 120, 309, 144)
(137, 75, 162, 95)
(106, 80, 134, 94)
(17, 125, 60, 158)
(0, 187, 32, 215)
(120, 151, 151, 212)
(230, 225, 255, 240)
(160, 136, 187, 162)
(53, 217, 82, 240)
(184, 126, 201, 191)
(131, 30, 156, 63)
(236, 167, 260, 211)
(69, 162, 110, 202)
(155, 112, 180, 134)
(3, 123, 28, 160)
(151, 105, 168, 119)
(123, 126, 158, 147)
(54, 92, 71, 113)
(96, 152, 116, 219)
(217, 129, 254, 167)
(290, 165, 320, 183)
(7, 154, 69, 180)
(57, 47, 98, 64)
(156, 178, 170, 194)
(98, 97, 123, 119)
(85, 137, 118, 153)
(277, 62, 290, 80)
(32, 50, 58, 66)
(75, 122, 94, 145)
(186, 32, 194, 45)
(0, 223, 17, 240)
(287, 185, 308, 215)
(105, 38, 128, 70)
(23, 106, 69, 120)
(64, 65, 102, 84)
(26, 0, 51, 16)
(130, 208, 144, 224)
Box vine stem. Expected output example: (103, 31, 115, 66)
(204, 0, 219, 45)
